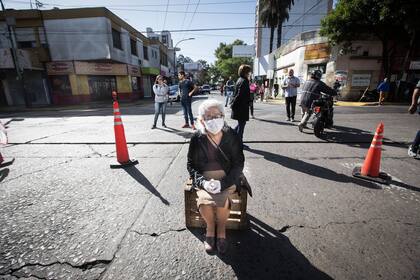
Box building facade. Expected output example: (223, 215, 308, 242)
(253, 0, 332, 79)
(0, 8, 173, 106)
(273, 30, 416, 101)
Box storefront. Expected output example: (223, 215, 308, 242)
(141, 67, 160, 98)
(1, 48, 49, 106)
(47, 61, 142, 105)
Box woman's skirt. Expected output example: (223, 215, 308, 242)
(196, 170, 236, 208)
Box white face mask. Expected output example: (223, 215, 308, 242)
(204, 118, 224, 134)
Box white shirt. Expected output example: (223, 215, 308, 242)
(153, 84, 169, 103)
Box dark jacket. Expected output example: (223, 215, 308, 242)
(300, 79, 337, 108)
(230, 77, 250, 121)
(187, 126, 245, 191)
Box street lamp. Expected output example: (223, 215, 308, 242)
(173, 37, 195, 78)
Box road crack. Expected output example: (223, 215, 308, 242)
(277, 218, 417, 233)
(0, 258, 112, 279)
(131, 228, 187, 237)
(97, 144, 184, 279)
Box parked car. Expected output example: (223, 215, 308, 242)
(168, 85, 180, 102)
(201, 84, 211, 94)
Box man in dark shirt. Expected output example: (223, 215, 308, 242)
(298, 70, 337, 132)
(408, 80, 420, 158)
(178, 71, 197, 129)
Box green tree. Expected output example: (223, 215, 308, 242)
(176, 54, 193, 69)
(214, 40, 253, 81)
(259, 0, 294, 52)
(320, 0, 420, 78)
(196, 59, 211, 84)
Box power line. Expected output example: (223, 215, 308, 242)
(178, 0, 191, 36)
(162, 0, 170, 30)
(182, 0, 200, 40)
(0, 25, 321, 35)
(4, 0, 255, 8)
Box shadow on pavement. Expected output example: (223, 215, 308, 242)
(123, 166, 170, 205)
(156, 127, 194, 139)
(3, 118, 25, 127)
(188, 214, 332, 280)
(0, 168, 9, 183)
(389, 179, 420, 192)
(254, 118, 296, 127)
(247, 147, 381, 190)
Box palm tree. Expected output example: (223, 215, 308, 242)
(259, 0, 294, 53)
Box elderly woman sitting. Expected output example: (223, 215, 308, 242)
(187, 99, 244, 254)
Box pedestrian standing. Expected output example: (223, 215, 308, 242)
(151, 75, 169, 129)
(258, 82, 265, 102)
(249, 80, 257, 118)
(224, 77, 234, 107)
(377, 78, 390, 105)
(282, 69, 300, 122)
(408, 80, 420, 158)
(178, 71, 197, 129)
(230, 64, 251, 147)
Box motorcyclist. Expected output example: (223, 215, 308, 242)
(298, 70, 337, 132)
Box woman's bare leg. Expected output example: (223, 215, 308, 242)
(199, 205, 215, 236)
(216, 199, 230, 238)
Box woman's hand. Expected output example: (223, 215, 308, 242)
(203, 179, 221, 194)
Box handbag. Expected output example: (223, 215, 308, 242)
(207, 135, 253, 197)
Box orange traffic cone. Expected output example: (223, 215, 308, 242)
(110, 91, 138, 168)
(353, 122, 389, 184)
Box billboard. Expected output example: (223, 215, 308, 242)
(232, 45, 255, 58)
(184, 63, 202, 71)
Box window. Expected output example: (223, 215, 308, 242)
(162, 36, 167, 44)
(130, 39, 137, 56)
(143, 46, 149, 60)
(18, 41, 36, 48)
(112, 29, 122, 50)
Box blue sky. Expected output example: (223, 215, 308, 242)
(3, 0, 258, 64)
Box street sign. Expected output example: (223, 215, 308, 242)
(351, 74, 371, 87)
(232, 45, 255, 58)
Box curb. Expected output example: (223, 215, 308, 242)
(0, 99, 154, 114)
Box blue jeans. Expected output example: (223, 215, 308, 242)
(153, 102, 167, 125)
(181, 99, 194, 125)
(225, 91, 233, 106)
(235, 120, 246, 144)
(412, 130, 420, 151)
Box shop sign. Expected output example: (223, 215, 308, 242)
(47, 61, 74, 75)
(74, 61, 128, 75)
(304, 43, 330, 60)
(409, 61, 420, 70)
(128, 65, 141, 77)
(334, 70, 348, 87)
(351, 73, 371, 87)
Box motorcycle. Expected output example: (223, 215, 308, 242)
(311, 93, 335, 138)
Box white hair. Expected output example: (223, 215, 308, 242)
(196, 99, 225, 134)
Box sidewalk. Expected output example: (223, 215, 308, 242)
(264, 97, 408, 107)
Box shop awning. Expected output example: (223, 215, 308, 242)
(141, 67, 160, 75)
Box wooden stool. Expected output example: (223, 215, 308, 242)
(184, 179, 248, 230)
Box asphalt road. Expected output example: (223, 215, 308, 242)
(0, 92, 419, 280)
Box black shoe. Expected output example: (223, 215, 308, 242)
(162, 124, 167, 128)
(151, 125, 156, 129)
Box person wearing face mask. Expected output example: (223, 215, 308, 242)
(187, 99, 244, 254)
